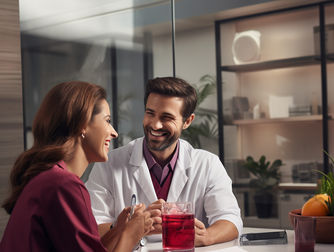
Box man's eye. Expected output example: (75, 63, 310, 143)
(163, 116, 173, 121)
(106, 119, 112, 124)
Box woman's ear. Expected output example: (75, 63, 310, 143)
(182, 113, 195, 130)
(81, 129, 87, 139)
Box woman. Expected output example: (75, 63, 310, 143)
(0, 81, 153, 251)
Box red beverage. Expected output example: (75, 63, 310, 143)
(295, 241, 315, 252)
(162, 214, 194, 251)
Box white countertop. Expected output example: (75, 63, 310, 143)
(142, 227, 334, 251)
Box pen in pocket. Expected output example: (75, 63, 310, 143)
(129, 194, 136, 219)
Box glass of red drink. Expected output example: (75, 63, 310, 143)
(162, 202, 194, 251)
(294, 216, 316, 252)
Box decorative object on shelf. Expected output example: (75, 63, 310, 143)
(268, 95, 293, 118)
(313, 24, 334, 55)
(252, 104, 260, 119)
(289, 105, 312, 117)
(181, 75, 217, 148)
(231, 96, 249, 120)
(292, 162, 322, 183)
(232, 30, 261, 64)
(243, 155, 283, 218)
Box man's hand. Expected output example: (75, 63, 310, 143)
(194, 218, 239, 247)
(194, 218, 212, 246)
(145, 199, 165, 235)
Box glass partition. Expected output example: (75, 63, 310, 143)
(20, 0, 174, 150)
(20, 0, 219, 162)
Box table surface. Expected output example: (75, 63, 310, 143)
(142, 227, 334, 252)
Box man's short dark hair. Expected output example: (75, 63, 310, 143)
(144, 77, 197, 120)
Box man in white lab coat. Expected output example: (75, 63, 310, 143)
(86, 77, 242, 246)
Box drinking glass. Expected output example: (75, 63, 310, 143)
(294, 216, 316, 252)
(162, 202, 194, 251)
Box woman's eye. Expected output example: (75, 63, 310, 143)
(106, 119, 112, 124)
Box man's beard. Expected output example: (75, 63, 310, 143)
(144, 127, 180, 152)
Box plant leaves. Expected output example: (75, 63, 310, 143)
(243, 155, 282, 192)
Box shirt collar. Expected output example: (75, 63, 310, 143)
(143, 138, 179, 171)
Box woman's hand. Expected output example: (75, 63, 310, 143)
(113, 206, 131, 232)
(113, 204, 153, 252)
(126, 203, 154, 239)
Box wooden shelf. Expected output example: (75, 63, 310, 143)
(220, 54, 334, 72)
(232, 114, 331, 125)
(278, 183, 317, 191)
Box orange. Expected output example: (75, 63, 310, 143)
(301, 194, 330, 216)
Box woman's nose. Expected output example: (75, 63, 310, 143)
(110, 125, 118, 138)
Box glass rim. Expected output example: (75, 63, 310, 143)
(161, 202, 194, 214)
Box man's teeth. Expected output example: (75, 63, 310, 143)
(105, 141, 110, 147)
(150, 130, 165, 136)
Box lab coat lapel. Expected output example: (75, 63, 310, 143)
(167, 141, 190, 202)
(129, 138, 157, 203)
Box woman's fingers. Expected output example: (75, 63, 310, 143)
(117, 207, 130, 225)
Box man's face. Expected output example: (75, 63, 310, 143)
(143, 93, 186, 155)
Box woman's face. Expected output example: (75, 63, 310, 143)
(82, 99, 118, 162)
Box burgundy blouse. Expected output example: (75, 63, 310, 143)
(0, 161, 107, 252)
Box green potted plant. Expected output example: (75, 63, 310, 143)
(316, 151, 334, 216)
(181, 75, 217, 148)
(243, 155, 283, 218)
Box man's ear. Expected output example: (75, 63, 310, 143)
(182, 113, 195, 130)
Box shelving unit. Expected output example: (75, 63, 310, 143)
(278, 183, 317, 191)
(215, 2, 332, 172)
(214, 1, 333, 229)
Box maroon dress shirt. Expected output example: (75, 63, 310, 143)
(143, 139, 179, 200)
(0, 161, 107, 252)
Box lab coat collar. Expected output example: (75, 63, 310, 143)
(167, 139, 191, 202)
(130, 138, 157, 203)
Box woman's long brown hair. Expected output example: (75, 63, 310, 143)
(2, 81, 106, 214)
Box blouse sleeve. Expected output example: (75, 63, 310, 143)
(42, 178, 107, 252)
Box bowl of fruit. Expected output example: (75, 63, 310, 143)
(289, 168, 334, 243)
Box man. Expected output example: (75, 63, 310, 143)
(86, 77, 242, 246)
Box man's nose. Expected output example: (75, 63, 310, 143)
(151, 117, 163, 130)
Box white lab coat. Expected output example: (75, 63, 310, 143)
(86, 137, 242, 236)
